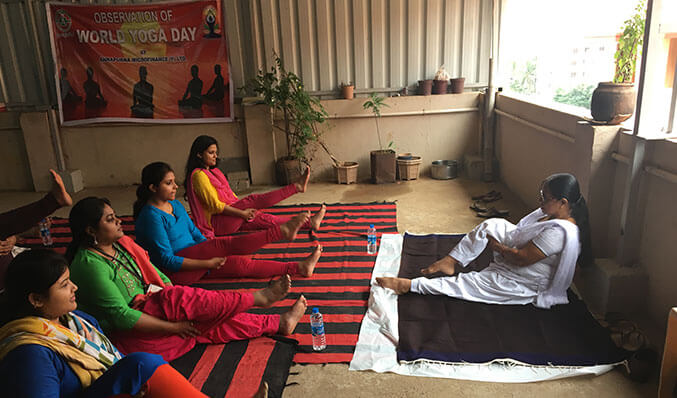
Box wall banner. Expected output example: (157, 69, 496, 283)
(46, 0, 233, 125)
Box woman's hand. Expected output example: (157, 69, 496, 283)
(205, 257, 226, 269)
(241, 208, 257, 221)
(172, 321, 200, 338)
(0, 235, 17, 256)
(487, 236, 502, 252)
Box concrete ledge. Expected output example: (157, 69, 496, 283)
(57, 169, 84, 193)
(577, 258, 648, 315)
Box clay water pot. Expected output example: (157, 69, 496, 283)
(590, 82, 636, 124)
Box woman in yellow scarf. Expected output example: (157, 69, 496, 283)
(0, 249, 207, 398)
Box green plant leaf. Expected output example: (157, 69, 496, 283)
(242, 52, 328, 162)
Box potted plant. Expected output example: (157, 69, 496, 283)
(433, 66, 450, 94)
(363, 93, 396, 184)
(313, 138, 359, 184)
(243, 54, 328, 185)
(397, 153, 422, 180)
(450, 77, 465, 94)
(340, 82, 354, 99)
(590, 0, 645, 124)
(417, 79, 433, 96)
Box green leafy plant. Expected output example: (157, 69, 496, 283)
(243, 54, 328, 162)
(553, 84, 595, 109)
(362, 93, 391, 150)
(614, 0, 646, 83)
(509, 58, 537, 95)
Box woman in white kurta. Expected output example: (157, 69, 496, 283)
(377, 173, 593, 309)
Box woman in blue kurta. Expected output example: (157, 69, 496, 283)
(0, 249, 207, 398)
(134, 162, 321, 285)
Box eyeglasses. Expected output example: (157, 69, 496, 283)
(538, 189, 556, 204)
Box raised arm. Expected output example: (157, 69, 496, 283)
(0, 170, 71, 239)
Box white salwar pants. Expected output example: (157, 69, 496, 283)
(410, 219, 541, 306)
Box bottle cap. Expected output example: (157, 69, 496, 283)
(369, 224, 374, 228)
(312, 307, 319, 313)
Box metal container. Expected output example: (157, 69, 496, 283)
(431, 160, 458, 180)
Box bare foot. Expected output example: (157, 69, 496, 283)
(49, 169, 73, 207)
(253, 274, 291, 308)
(376, 277, 412, 295)
(253, 381, 268, 398)
(279, 211, 310, 241)
(279, 295, 307, 335)
(420, 256, 457, 277)
(310, 204, 327, 231)
(294, 166, 311, 193)
(298, 245, 322, 277)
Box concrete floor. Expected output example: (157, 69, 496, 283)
(0, 176, 658, 397)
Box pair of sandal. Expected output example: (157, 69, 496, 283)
(471, 190, 502, 203)
(470, 191, 510, 218)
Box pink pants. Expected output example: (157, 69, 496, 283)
(112, 285, 279, 362)
(211, 184, 308, 235)
(166, 225, 300, 285)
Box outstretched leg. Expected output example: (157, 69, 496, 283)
(309, 204, 327, 231)
(420, 255, 459, 277)
(278, 295, 307, 335)
(376, 277, 412, 295)
(253, 274, 291, 308)
(297, 245, 322, 277)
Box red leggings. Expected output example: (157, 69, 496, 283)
(112, 286, 279, 362)
(112, 364, 207, 398)
(211, 184, 308, 235)
(166, 226, 300, 285)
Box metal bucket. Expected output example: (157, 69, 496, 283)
(431, 160, 458, 180)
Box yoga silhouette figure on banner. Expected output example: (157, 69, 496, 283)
(83, 67, 107, 109)
(131, 66, 154, 118)
(204, 64, 225, 102)
(178, 65, 203, 110)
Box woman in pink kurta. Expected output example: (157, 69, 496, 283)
(184, 135, 326, 238)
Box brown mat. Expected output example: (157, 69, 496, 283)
(397, 233, 627, 366)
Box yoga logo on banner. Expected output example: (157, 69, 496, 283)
(46, 0, 233, 125)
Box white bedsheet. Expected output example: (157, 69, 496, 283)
(348, 233, 621, 383)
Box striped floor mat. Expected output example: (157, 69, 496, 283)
(170, 336, 297, 398)
(193, 202, 398, 363)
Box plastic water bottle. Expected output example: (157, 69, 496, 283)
(39, 218, 53, 246)
(310, 307, 326, 351)
(367, 224, 377, 254)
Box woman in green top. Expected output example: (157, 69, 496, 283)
(66, 197, 307, 361)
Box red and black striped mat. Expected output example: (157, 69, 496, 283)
(169, 336, 298, 398)
(192, 202, 398, 363)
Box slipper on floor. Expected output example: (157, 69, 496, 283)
(469, 201, 488, 212)
(471, 190, 499, 201)
(476, 207, 509, 218)
(479, 191, 502, 203)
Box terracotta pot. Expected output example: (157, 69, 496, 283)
(370, 150, 396, 184)
(334, 161, 359, 184)
(432, 80, 448, 94)
(450, 77, 465, 94)
(417, 80, 433, 96)
(275, 157, 302, 186)
(341, 85, 354, 99)
(590, 82, 636, 124)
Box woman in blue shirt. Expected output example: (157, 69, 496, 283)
(0, 249, 206, 398)
(134, 162, 322, 285)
